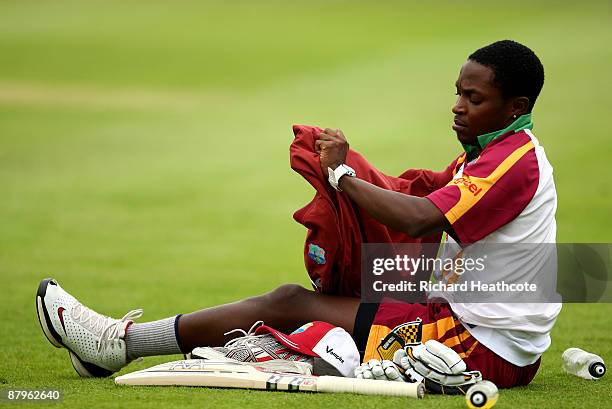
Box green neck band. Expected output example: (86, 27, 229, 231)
(461, 113, 533, 161)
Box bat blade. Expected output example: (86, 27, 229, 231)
(115, 359, 424, 398)
(115, 360, 317, 391)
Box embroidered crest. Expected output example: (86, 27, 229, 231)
(377, 318, 423, 361)
(308, 244, 326, 265)
(290, 322, 314, 335)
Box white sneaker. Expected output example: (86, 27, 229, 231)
(188, 321, 313, 363)
(35, 278, 142, 377)
(187, 321, 342, 376)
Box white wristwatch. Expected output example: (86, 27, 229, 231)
(327, 164, 356, 191)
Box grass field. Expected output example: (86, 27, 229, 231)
(1, 1, 611, 408)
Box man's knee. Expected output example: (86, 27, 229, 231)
(264, 284, 309, 308)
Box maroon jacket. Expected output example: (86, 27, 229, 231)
(290, 125, 456, 297)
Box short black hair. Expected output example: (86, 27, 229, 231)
(469, 40, 544, 112)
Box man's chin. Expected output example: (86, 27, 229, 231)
(455, 131, 476, 145)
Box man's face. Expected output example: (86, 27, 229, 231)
(452, 60, 515, 145)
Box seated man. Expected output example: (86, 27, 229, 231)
(35, 40, 560, 390)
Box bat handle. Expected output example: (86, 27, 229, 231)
(317, 376, 425, 398)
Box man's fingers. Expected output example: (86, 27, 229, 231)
(317, 133, 336, 142)
(318, 128, 346, 142)
(317, 129, 336, 142)
(322, 128, 338, 136)
(315, 139, 335, 152)
(315, 139, 325, 152)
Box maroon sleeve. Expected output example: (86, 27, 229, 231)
(397, 154, 464, 196)
(426, 132, 539, 244)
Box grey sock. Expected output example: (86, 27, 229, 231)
(125, 316, 182, 360)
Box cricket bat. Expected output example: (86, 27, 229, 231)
(115, 359, 425, 398)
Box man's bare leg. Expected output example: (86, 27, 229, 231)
(178, 284, 360, 351)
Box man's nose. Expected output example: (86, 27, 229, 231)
(452, 97, 466, 115)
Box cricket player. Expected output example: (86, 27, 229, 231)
(36, 40, 560, 391)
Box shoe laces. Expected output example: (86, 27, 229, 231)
(71, 303, 143, 353)
(223, 320, 267, 348)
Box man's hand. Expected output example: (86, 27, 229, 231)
(312, 126, 449, 238)
(315, 128, 349, 177)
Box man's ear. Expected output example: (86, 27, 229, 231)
(512, 97, 530, 117)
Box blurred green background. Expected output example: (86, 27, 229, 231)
(1, 0, 611, 408)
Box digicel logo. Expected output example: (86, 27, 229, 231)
(451, 177, 483, 196)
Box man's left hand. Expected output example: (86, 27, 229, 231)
(315, 128, 349, 177)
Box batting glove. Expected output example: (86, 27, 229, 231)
(393, 339, 482, 394)
(354, 359, 405, 382)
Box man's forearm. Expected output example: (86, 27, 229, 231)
(338, 176, 447, 237)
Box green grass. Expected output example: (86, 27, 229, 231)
(1, 0, 611, 407)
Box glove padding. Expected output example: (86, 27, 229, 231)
(393, 339, 482, 394)
(354, 359, 405, 382)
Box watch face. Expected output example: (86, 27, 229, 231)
(328, 165, 355, 191)
(344, 165, 356, 177)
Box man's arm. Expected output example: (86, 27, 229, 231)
(315, 128, 450, 238)
(338, 176, 449, 237)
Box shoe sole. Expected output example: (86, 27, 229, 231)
(36, 278, 112, 378)
(36, 278, 63, 348)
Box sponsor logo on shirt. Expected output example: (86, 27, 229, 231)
(450, 177, 483, 196)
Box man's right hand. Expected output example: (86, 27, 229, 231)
(315, 128, 349, 177)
